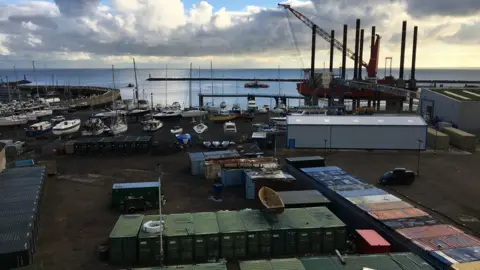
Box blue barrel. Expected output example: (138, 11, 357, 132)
(212, 184, 223, 199)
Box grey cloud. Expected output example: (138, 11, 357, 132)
(404, 0, 480, 17)
(54, 0, 100, 16)
(439, 23, 480, 44)
(8, 15, 58, 30)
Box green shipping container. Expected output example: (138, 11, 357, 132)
(283, 208, 322, 255)
(163, 213, 195, 264)
(270, 258, 306, 270)
(238, 210, 272, 258)
(193, 212, 220, 262)
(269, 210, 296, 257)
(193, 262, 228, 270)
(216, 211, 247, 259)
(305, 207, 347, 253)
(111, 182, 160, 212)
(109, 214, 144, 265)
(138, 215, 164, 265)
(300, 257, 338, 270)
(239, 260, 273, 270)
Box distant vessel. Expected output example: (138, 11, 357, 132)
(127, 83, 134, 88)
(247, 100, 258, 111)
(223, 121, 237, 133)
(245, 80, 269, 88)
(52, 119, 81, 136)
(25, 121, 52, 137)
(208, 114, 236, 122)
(258, 186, 285, 214)
(0, 115, 29, 126)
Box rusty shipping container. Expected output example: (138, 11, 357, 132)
(396, 225, 464, 240)
(368, 208, 429, 221)
(412, 233, 480, 251)
(357, 201, 413, 212)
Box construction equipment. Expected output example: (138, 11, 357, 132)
(279, 4, 380, 80)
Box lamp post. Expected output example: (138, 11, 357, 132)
(417, 140, 423, 176)
(157, 164, 164, 266)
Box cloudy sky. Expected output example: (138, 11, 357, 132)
(0, 0, 478, 69)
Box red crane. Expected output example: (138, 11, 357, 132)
(279, 4, 380, 79)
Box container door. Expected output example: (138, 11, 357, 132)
(246, 232, 259, 257)
(245, 177, 255, 200)
(207, 235, 220, 259)
(288, 139, 295, 149)
(323, 228, 335, 253)
(221, 235, 234, 259)
(194, 235, 206, 261)
(297, 231, 310, 254)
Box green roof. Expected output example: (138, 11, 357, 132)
(239, 260, 273, 270)
(429, 88, 480, 101)
(193, 212, 219, 235)
(163, 213, 194, 237)
(238, 210, 271, 232)
(193, 262, 228, 270)
(389, 253, 436, 269)
(283, 208, 321, 229)
(300, 257, 338, 270)
(216, 211, 246, 233)
(270, 258, 306, 270)
(138, 215, 163, 239)
(109, 214, 144, 238)
(305, 207, 346, 228)
(270, 210, 295, 230)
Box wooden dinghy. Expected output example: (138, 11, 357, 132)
(258, 186, 285, 214)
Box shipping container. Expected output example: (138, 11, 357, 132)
(427, 128, 450, 150)
(238, 210, 272, 258)
(0, 214, 37, 247)
(239, 260, 273, 270)
(111, 182, 160, 212)
(251, 132, 267, 149)
(193, 262, 227, 270)
(450, 261, 480, 270)
(388, 252, 436, 269)
(347, 194, 402, 205)
(277, 190, 330, 209)
(124, 136, 136, 154)
(369, 207, 430, 221)
(442, 127, 476, 152)
(216, 211, 246, 259)
(220, 169, 244, 187)
(138, 215, 163, 265)
(65, 140, 75, 155)
(300, 166, 341, 173)
(163, 213, 195, 264)
(383, 216, 439, 230)
(114, 136, 127, 154)
(15, 159, 35, 168)
(0, 229, 33, 270)
(396, 225, 465, 240)
(327, 184, 371, 192)
(282, 208, 323, 255)
(193, 212, 220, 262)
(336, 186, 388, 198)
(136, 136, 152, 153)
(305, 207, 347, 253)
(413, 233, 480, 251)
(98, 137, 114, 154)
(74, 138, 88, 155)
(109, 214, 144, 265)
(245, 171, 255, 200)
(203, 150, 240, 161)
(286, 115, 428, 150)
(285, 156, 326, 169)
(431, 246, 480, 265)
(88, 137, 101, 155)
(270, 258, 306, 270)
(244, 170, 296, 200)
(355, 229, 391, 254)
(357, 201, 413, 212)
(189, 152, 205, 176)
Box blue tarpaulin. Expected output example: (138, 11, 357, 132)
(15, 159, 35, 167)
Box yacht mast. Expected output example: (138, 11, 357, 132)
(132, 58, 139, 109)
(32, 61, 39, 98)
(189, 63, 192, 108)
(210, 61, 213, 104)
(165, 64, 168, 107)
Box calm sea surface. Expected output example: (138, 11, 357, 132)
(0, 68, 478, 108)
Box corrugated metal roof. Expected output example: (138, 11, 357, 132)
(112, 182, 160, 189)
(413, 233, 480, 251)
(283, 208, 321, 229)
(0, 214, 35, 231)
(270, 258, 305, 270)
(285, 156, 325, 162)
(163, 213, 194, 237)
(369, 208, 429, 220)
(15, 159, 35, 167)
(301, 166, 341, 173)
(277, 190, 330, 205)
(383, 216, 439, 230)
(0, 201, 37, 217)
(305, 207, 345, 228)
(193, 212, 219, 235)
(188, 152, 205, 161)
(203, 150, 240, 160)
(0, 230, 30, 253)
(451, 261, 480, 270)
(358, 201, 413, 212)
(396, 225, 464, 240)
(238, 210, 271, 232)
(216, 211, 245, 233)
(239, 260, 273, 270)
(431, 246, 480, 264)
(287, 115, 428, 126)
(356, 229, 390, 246)
(388, 252, 436, 269)
(193, 262, 227, 270)
(300, 257, 338, 270)
(347, 194, 402, 205)
(109, 214, 144, 238)
(337, 187, 387, 198)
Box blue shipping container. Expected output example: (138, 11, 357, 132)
(221, 169, 244, 187)
(337, 187, 387, 198)
(189, 152, 205, 176)
(301, 166, 341, 173)
(430, 246, 480, 265)
(15, 159, 35, 167)
(245, 171, 255, 200)
(112, 182, 160, 189)
(203, 150, 240, 160)
(328, 184, 371, 192)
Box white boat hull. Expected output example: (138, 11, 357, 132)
(143, 120, 163, 132)
(193, 123, 208, 134)
(81, 129, 105, 136)
(52, 121, 81, 136)
(0, 117, 28, 126)
(170, 128, 183, 134)
(111, 124, 128, 135)
(181, 110, 207, 118)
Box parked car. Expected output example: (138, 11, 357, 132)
(51, 115, 66, 123)
(378, 168, 415, 185)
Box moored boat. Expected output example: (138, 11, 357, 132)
(245, 80, 269, 88)
(170, 126, 183, 134)
(81, 117, 107, 136)
(223, 121, 237, 133)
(0, 116, 29, 126)
(52, 119, 81, 136)
(258, 186, 285, 214)
(143, 119, 163, 132)
(25, 121, 52, 137)
(207, 114, 236, 122)
(193, 123, 208, 134)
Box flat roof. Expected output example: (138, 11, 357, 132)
(286, 115, 427, 126)
(427, 88, 480, 101)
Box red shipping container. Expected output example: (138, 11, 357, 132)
(355, 229, 391, 254)
(368, 207, 429, 220)
(396, 225, 464, 240)
(413, 233, 480, 251)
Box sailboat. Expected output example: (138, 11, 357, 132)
(128, 59, 149, 116)
(108, 65, 128, 136)
(143, 93, 163, 132)
(81, 117, 107, 136)
(181, 63, 207, 119)
(52, 119, 81, 136)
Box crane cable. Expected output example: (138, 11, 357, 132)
(283, 10, 305, 69)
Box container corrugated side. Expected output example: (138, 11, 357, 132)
(430, 246, 480, 265)
(245, 172, 255, 200)
(108, 214, 144, 265)
(270, 258, 305, 270)
(450, 261, 480, 270)
(368, 207, 430, 220)
(340, 254, 404, 269)
(337, 187, 388, 198)
(347, 194, 402, 205)
(389, 252, 436, 269)
(239, 260, 273, 270)
(189, 152, 205, 176)
(305, 207, 347, 253)
(238, 210, 272, 258)
(269, 209, 296, 257)
(163, 213, 195, 264)
(396, 225, 465, 240)
(193, 212, 220, 262)
(137, 215, 163, 265)
(357, 201, 413, 212)
(220, 169, 244, 187)
(283, 208, 322, 255)
(300, 257, 338, 270)
(216, 211, 246, 259)
(413, 233, 480, 251)
(300, 166, 341, 173)
(382, 215, 440, 230)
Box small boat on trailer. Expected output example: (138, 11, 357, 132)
(258, 186, 285, 214)
(25, 121, 52, 137)
(193, 123, 208, 134)
(52, 119, 81, 136)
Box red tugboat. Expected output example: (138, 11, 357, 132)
(244, 80, 269, 88)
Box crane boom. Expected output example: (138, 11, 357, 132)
(279, 3, 379, 78)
